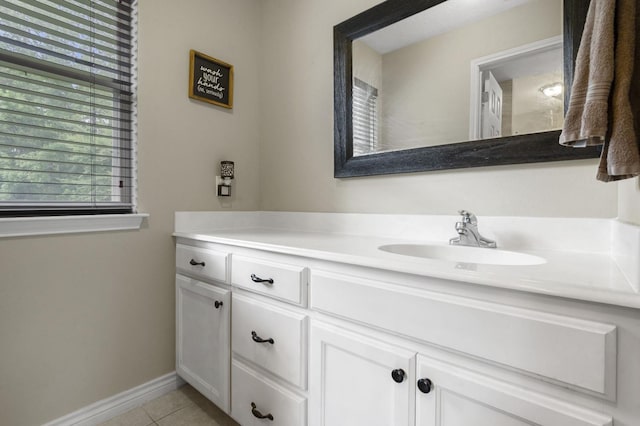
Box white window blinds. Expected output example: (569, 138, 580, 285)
(352, 77, 378, 156)
(0, 0, 137, 215)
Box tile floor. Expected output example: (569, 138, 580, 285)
(98, 384, 239, 426)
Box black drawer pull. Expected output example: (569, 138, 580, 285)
(250, 274, 274, 284)
(251, 331, 274, 344)
(189, 259, 205, 267)
(214, 301, 223, 309)
(251, 402, 274, 421)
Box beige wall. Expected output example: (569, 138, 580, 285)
(353, 40, 382, 90)
(258, 0, 618, 217)
(619, 179, 640, 224)
(0, 0, 262, 424)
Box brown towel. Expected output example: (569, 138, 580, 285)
(633, 1, 640, 163)
(560, 0, 615, 147)
(560, 0, 640, 182)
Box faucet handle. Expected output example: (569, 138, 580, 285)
(458, 210, 477, 224)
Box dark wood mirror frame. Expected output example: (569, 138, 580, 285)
(334, 0, 600, 178)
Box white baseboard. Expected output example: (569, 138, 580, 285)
(43, 372, 185, 426)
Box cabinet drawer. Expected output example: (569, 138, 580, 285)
(232, 293, 307, 389)
(231, 360, 307, 426)
(176, 244, 228, 283)
(311, 270, 617, 398)
(232, 255, 308, 306)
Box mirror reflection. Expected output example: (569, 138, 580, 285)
(351, 0, 563, 156)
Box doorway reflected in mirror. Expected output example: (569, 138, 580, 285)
(472, 37, 564, 141)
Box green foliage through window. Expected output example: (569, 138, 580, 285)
(0, 0, 136, 214)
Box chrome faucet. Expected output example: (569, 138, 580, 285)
(449, 210, 497, 248)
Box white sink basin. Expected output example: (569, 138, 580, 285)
(378, 243, 546, 266)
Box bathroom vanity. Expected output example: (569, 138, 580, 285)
(174, 212, 640, 426)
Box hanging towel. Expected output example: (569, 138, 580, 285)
(634, 0, 640, 162)
(559, 0, 640, 182)
(560, 0, 615, 146)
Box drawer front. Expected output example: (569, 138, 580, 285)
(232, 293, 307, 389)
(176, 244, 228, 283)
(232, 255, 308, 306)
(231, 360, 307, 426)
(311, 270, 617, 398)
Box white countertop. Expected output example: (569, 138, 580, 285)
(174, 217, 640, 310)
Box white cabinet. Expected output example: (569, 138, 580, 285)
(310, 270, 617, 398)
(309, 322, 416, 426)
(309, 321, 613, 426)
(176, 274, 231, 412)
(416, 355, 613, 426)
(309, 268, 614, 426)
(230, 253, 309, 425)
(173, 236, 633, 425)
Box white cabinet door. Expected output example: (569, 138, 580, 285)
(416, 355, 612, 426)
(309, 321, 416, 426)
(176, 274, 231, 413)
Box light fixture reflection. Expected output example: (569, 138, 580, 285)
(540, 82, 563, 98)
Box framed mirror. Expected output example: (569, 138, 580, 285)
(334, 0, 600, 178)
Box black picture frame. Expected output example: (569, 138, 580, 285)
(334, 0, 600, 178)
(189, 50, 234, 109)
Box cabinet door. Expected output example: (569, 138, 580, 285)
(176, 274, 231, 413)
(309, 321, 416, 426)
(416, 355, 612, 426)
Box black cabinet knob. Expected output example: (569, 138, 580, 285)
(417, 378, 433, 394)
(214, 301, 223, 309)
(391, 368, 406, 383)
(189, 259, 205, 267)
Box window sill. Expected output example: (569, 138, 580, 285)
(0, 213, 148, 238)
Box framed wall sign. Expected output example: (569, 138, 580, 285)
(188, 49, 234, 108)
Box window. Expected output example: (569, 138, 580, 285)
(0, 0, 137, 216)
(352, 77, 378, 156)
